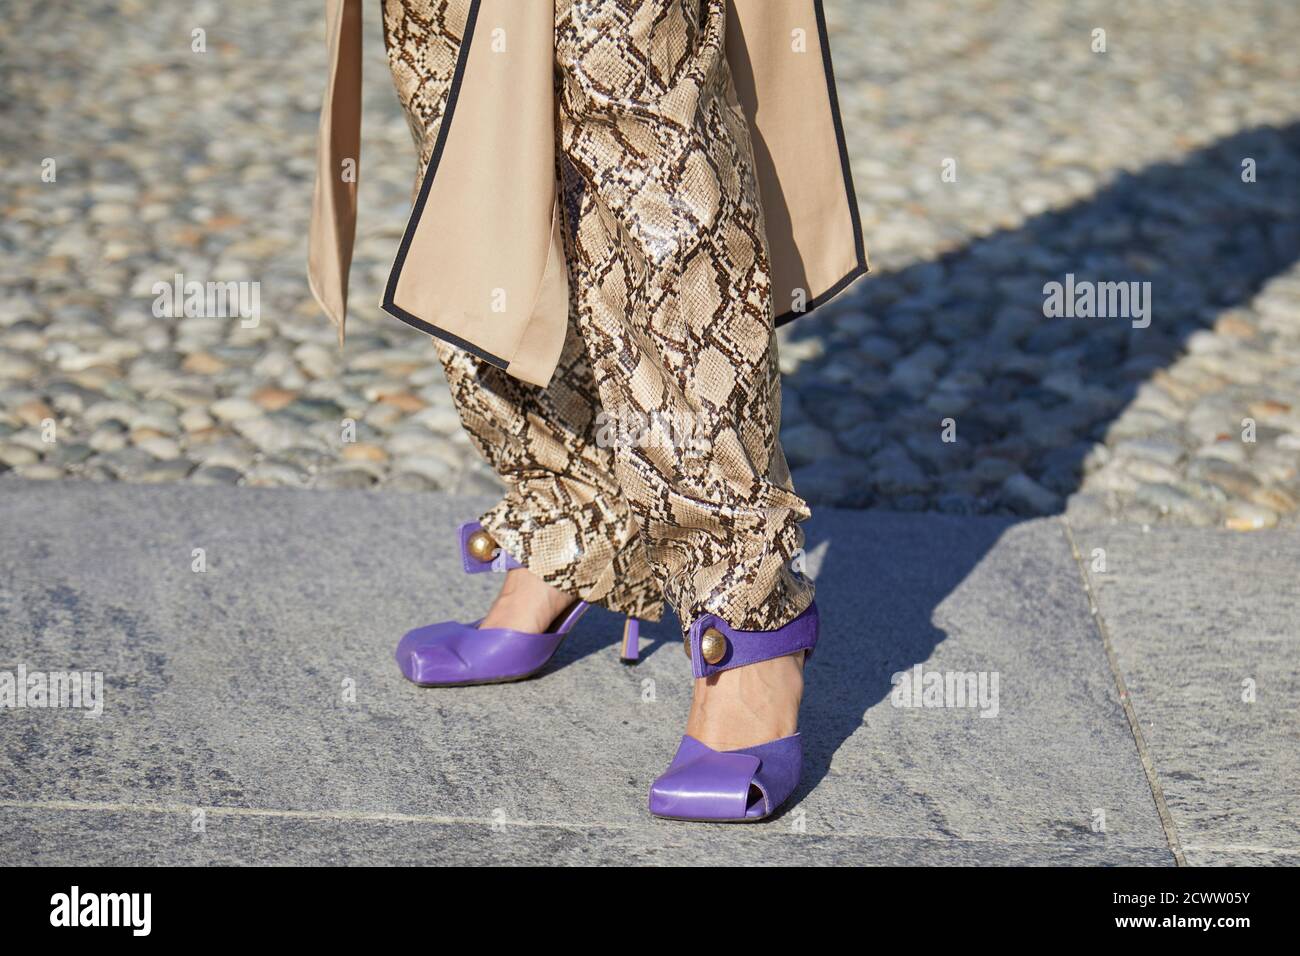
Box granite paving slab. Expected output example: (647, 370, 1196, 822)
(1068, 521, 1300, 866)
(0, 484, 1173, 863)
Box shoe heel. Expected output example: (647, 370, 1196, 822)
(619, 617, 641, 664)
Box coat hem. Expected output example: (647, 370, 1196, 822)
(380, 300, 511, 370)
(773, 259, 869, 327)
(381, 0, 866, 368)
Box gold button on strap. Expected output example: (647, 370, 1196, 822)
(685, 628, 728, 663)
(700, 627, 727, 664)
(466, 529, 497, 562)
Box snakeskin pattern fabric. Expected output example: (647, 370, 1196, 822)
(381, 0, 463, 172)
(382, 0, 814, 637)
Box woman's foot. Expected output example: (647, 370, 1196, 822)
(684, 651, 805, 751)
(649, 605, 818, 820)
(478, 566, 577, 634)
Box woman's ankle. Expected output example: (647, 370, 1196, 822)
(684, 652, 805, 751)
(478, 567, 577, 633)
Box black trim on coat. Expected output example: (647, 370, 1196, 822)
(812, 0, 868, 275)
(774, 260, 870, 327)
(382, 0, 866, 361)
(772, 0, 869, 327)
(380, 0, 510, 369)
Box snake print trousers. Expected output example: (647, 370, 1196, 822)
(382, 0, 814, 637)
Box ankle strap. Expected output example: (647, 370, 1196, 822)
(458, 521, 523, 574)
(686, 602, 819, 679)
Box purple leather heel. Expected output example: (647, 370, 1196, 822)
(396, 522, 641, 686)
(648, 601, 819, 822)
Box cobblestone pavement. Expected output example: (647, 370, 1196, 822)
(2, 0, 1299, 529)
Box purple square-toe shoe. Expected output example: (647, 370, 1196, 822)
(648, 602, 819, 822)
(395, 522, 642, 687)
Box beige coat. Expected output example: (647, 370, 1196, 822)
(309, 0, 867, 387)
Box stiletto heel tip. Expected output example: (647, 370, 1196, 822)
(619, 617, 641, 664)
